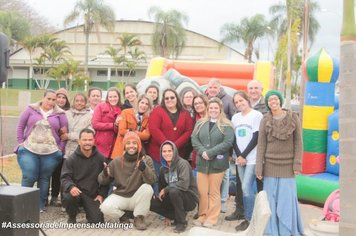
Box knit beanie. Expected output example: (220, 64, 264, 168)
(265, 90, 284, 110)
(56, 88, 69, 98)
(123, 131, 142, 154)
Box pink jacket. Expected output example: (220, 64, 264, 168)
(92, 102, 121, 158)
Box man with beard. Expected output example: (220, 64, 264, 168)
(98, 132, 156, 230)
(61, 128, 107, 223)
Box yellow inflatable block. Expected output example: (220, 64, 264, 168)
(318, 49, 334, 83)
(255, 61, 274, 96)
(146, 57, 166, 77)
(302, 106, 334, 130)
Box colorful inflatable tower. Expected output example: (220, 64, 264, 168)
(302, 48, 339, 174)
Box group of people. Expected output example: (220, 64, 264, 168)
(15, 78, 304, 235)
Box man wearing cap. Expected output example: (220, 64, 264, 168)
(98, 131, 156, 230)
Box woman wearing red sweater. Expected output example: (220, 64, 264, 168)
(148, 89, 193, 194)
(92, 87, 122, 159)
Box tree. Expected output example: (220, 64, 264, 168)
(64, 0, 115, 75)
(340, 0, 356, 234)
(220, 14, 269, 63)
(0, 11, 31, 50)
(148, 6, 189, 59)
(269, 0, 320, 108)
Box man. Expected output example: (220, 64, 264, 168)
(247, 79, 267, 193)
(61, 128, 107, 223)
(98, 132, 156, 230)
(206, 78, 235, 213)
(87, 87, 102, 113)
(247, 80, 268, 115)
(150, 141, 199, 233)
(206, 78, 235, 119)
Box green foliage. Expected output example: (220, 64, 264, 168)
(0, 11, 31, 44)
(220, 14, 269, 62)
(148, 6, 189, 59)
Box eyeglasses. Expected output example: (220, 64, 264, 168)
(184, 96, 194, 99)
(194, 101, 204, 106)
(165, 96, 176, 101)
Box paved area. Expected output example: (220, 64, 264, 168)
(0, 116, 18, 156)
(39, 197, 323, 236)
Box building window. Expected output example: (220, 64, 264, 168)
(97, 70, 107, 76)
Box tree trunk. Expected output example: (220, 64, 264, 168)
(84, 32, 89, 75)
(340, 0, 356, 235)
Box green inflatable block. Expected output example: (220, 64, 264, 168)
(296, 174, 339, 204)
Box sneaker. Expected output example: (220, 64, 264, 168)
(174, 223, 187, 233)
(235, 220, 249, 231)
(193, 212, 199, 219)
(40, 207, 47, 213)
(68, 217, 76, 224)
(49, 197, 58, 206)
(225, 212, 245, 221)
(134, 215, 147, 230)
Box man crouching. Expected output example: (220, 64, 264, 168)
(98, 132, 156, 230)
(150, 141, 199, 233)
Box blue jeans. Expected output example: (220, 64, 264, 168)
(220, 168, 229, 204)
(17, 146, 62, 209)
(237, 164, 256, 221)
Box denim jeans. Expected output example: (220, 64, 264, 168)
(17, 146, 62, 209)
(220, 168, 230, 204)
(237, 164, 256, 221)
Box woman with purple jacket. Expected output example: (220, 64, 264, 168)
(15, 89, 68, 212)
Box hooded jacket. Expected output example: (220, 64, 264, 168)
(159, 141, 199, 203)
(15, 101, 68, 152)
(61, 146, 108, 198)
(217, 88, 236, 120)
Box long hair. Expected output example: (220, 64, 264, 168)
(192, 94, 208, 117)
(71, 92, 88, 109)
(136, 94, 152, 115)
(233, 91, 251, 109)
(106, 87, 122, 107)
(194, 97, 233, 134)
(145, 84, 160, 106)
(160, 88, 183, 112)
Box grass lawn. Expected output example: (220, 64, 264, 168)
(0, 155, 21, 184)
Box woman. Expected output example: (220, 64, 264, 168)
(56, 88, 70, 111)
(180, 88, 197, 118)
(256, 90, 303, 236)
(148, 89, 193, 193)
(191, 94, 209, 169)
(191, 97, 234, 228)
(145, 85, 160, 108)
(15, 89, 68, 212)
(92, 87, 122, 159)
(231, 91, 263, 231)
(122, 84, 138, 110)
(62, 93, 93, 159)
(111, 94, 152, 158)
(48, 88, 71, 206)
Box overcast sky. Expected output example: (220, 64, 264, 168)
(27, 0, 342, 60)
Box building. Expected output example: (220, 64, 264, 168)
(9, 20, 247, 90)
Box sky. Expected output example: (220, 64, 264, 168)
(26, 0, 342, 60)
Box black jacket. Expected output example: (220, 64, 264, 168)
(61, 146, 108, 198)
(159, 141, 199, 203)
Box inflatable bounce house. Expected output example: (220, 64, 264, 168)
(297, 48, 340, 205)
(137, 57, 274, 95)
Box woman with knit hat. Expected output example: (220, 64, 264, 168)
(256, 90, 304, 236)
(48, 88, 70, 206)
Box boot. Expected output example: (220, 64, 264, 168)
(134, 215, 147, 230)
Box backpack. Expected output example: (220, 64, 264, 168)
(323, 189, 340, 222)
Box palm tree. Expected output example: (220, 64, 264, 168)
(64, 0, 115, 75)
(127, 47, 146, 79)
(220, 14, 269, 62)
(148, 6, 189, 59)
(270, 0, 320, 108)
(21, 36, 39, 89)
(339, 0, 356, 234)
